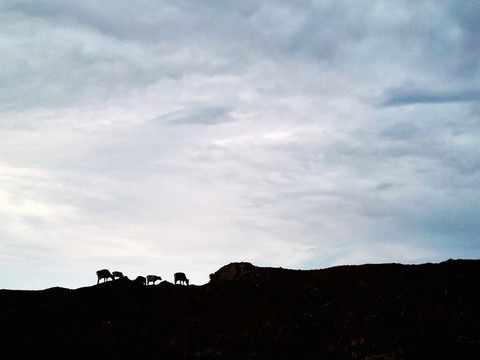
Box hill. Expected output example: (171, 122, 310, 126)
(1, 260, 479, 359)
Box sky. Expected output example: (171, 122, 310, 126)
(1, 0, 479, 290)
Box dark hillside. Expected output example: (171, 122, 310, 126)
(1, 260, 479, 359)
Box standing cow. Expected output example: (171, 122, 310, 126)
(96, 269, 114, 284)
(174, 272, 189, 286)
(147, 275, 162, 285)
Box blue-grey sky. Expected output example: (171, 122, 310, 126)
(1, 0, 479, 289)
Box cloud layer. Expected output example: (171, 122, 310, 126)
(1, 0, 479, 289)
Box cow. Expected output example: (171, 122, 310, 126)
(112, 271, 124, 280)
(134, 276, 146, 285)
(96, 269, 114, 284)
(174, 272, 189, 286)
(146, 275, 162, 285)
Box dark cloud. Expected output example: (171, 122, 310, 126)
(381, 86, 480, 106)
(448, 1, 480, 77)
(3, 0, 478, 112)
(374, 182, 395, 192)
(379, 122, 421, 140)
(147, 107, 234, 126)
(2, 1, 256, 111)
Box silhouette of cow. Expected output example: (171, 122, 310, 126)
(134, 276, 146, 285)
(96, 269, 114, 284)
(112, 271, 124, 280)
(147, 275, 162, 285)
(174, 272, 189, 285)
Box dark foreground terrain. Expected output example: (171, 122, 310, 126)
(1, 260, 479, 359)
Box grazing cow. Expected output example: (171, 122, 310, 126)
(134, 276, 146, 285)
(112, 271, 124, 280)
(96, 269, 114, 284)
(147, 275, 162, 285)
(174, 272, 189, 286)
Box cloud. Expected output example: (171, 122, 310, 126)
(447, 1, 480, 77)
(146, 107, 234, 126)
(379, 122, 421, 140)
(381, 85, 480, 106)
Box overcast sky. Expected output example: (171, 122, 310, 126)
(1, 0, 479, 289)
